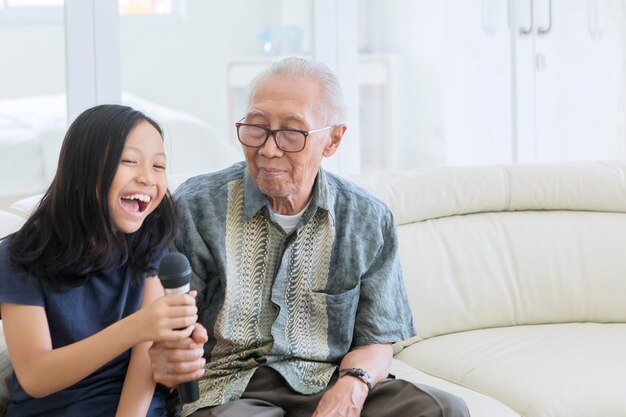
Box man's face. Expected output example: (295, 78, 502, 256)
(242, 74, 344, 214)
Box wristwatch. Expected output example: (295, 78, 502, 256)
(339, 368, 372, 393)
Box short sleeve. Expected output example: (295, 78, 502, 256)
(148, 248, 169, 277)
(353, 210, 416, 346)
(0, 239, 45, 308)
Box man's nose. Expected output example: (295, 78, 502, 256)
(259, 131, 284, 157)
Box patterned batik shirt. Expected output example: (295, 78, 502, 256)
(173, 162, 416, 416)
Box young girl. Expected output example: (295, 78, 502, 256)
(0, 104, 197, 416)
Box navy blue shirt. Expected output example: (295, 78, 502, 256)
(0, 239, 167, 417)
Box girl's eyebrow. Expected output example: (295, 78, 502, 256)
(123, 145, 166, 158)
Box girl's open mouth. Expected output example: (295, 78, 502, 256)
(120, 193, 152, 214)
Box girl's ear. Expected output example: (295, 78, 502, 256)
(322, 124, 347, 157)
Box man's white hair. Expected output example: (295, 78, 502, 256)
(246, 56, 348, 125)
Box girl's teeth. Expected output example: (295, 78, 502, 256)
(122, 194, 151, 202)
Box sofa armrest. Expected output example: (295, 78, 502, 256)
(0, 211, 24, 240)
(392, 335, 422, 355)
(0, 323, 12, 415)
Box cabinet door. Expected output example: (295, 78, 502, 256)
(358, 0, 513, 171)
(518, 0, 626, 161)
(436, 0, 514, 166)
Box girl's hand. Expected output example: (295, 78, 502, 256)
(133, 291, 198, 343)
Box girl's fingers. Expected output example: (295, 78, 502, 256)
(165, 305, 197, 318)
(166, 324, 195, 340)
(167, 316, 198, 331)
(162, 293, 196, 306)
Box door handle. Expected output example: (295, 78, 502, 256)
(537, 0, 552, 35)
(520, 0, 534, 35)
(589, 0, 602, 40)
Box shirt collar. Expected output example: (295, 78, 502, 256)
(243, 168, 268, 220)
(242, 166, 336, 225)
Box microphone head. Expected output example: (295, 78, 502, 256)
(158, 252, 192, 289)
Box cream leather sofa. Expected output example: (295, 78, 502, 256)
(1, 161, 625, 417)
(350, 161, 626, 417)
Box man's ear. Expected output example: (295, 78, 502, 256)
(322, 124, 347, 157)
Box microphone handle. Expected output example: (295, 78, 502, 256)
(163, 283, 190, 295)
(162, 284, 200, 403)
(178, 380, 200, 404)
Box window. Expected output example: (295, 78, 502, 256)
(5, 0, 62, 7)
(0, 0, 182, 18)
(119, 0, 182, 16)
(0, 0, 66, 207)
(0, 0, 63, 23)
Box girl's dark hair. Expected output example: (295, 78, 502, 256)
(8, 104, 179, 287)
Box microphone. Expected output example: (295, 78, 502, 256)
(158, 252, 200, 404)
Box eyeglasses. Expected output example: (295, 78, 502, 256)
(235, 121, 334, 153)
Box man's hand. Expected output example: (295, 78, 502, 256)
(312, 376, 368, 417)
(312, 343, 392, 416)
(148, 322, 208, 388)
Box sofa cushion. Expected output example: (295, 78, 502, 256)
(0, 325, 10, 414)
(389, 358, 520, 417)
(395, 323, 626, 417)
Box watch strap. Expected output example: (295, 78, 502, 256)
(339, 367, 372, 392)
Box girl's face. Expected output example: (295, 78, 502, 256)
(108, 120, 168, 234)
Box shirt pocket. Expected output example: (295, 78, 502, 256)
(311, 283, 360, 305)
(309, 284, 361, 358)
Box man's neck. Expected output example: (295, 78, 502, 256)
(268, 190, 313, 215)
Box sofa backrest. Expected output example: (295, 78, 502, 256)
(5, 162, 626, 340)
(350, 161, 626, 340)
(0, 210, 24, 240)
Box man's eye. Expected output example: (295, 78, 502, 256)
(154, 163, 166, 170)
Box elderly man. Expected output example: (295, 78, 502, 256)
(150, 57, 469, 417)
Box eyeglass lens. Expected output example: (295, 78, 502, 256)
(238, 125, 306, 152)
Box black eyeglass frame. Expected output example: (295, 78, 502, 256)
(235, 121, 335, 153)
